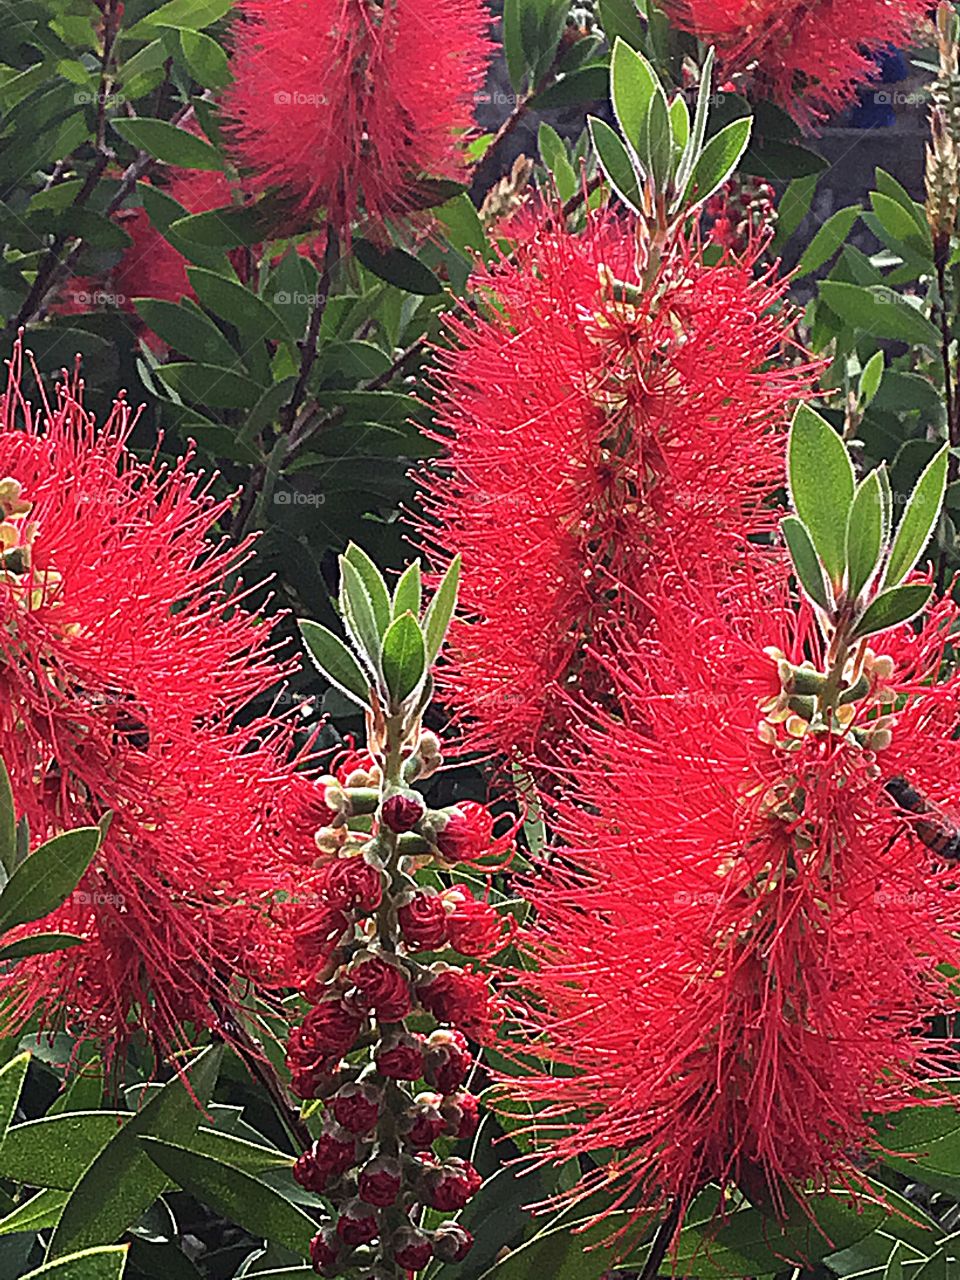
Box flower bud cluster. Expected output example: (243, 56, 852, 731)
(706, 176, 777, 254)
(284, 728, 510, 1276)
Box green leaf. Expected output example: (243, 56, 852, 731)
(537, 123, 578, 203)
(502, 0, 527, 90)
(0, 1112, 128, 1188)
(610, 38, 662, 169)
(852, 584, 933, 639)
(0, 826, 100, 935)
(788, 404, 855, 586)
(0, 1053, 29, 1146)
(392, 560, 422, 619)
(668, 93, 690, 154)
(0, 932, 84, 961)
(381, 613, 426, 706)
(22, 1246, 129, 1280)
(423, 553, 461, 663)
(859, 350, 884, 407)
(597, 0, 645, 48)
(846, 471, 884, 599)
(782, 516, 830, 611)
(354, 239, 442, 295)
(771, 173, 817, 252)
(179, 29, 231, 89)
(796, 206, 860, 277)
(127, 0, 232, 34)
(187, 267, 286, 342)
(48, 1045, 222, 1257)
(139, 1139, 315, 1255)
(684, 117, 752, 210)
(344, 544, 391, 638)
(339, 556, 384, 676)
(0, 757, 15, 878)
(530, 64, 609, 111)
(883, 445, 949, 586)
(186, 1127, 294, 1174)
(818, 282, 941, 350)
(156, 363, 262, 409)
(132, 299, 236, 366)
(299, 620, 371, 710)
(885, 1243, 904, 1280)
(587, 116, 643, 213)
(871, 191, 932, 257)
(473, 1213, 620, 1280)
(111, 118, 223, 170)
(0, 1188, 68, 1236)
(675, 48, 714, 196)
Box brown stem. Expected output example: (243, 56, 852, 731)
(639, 1199, 682, 1280)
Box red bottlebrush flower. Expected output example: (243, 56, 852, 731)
(381, 789, 426, 833)
(277, 773, 347, 864)
(433, 1222, 474, 1262)
(418, 968, 493, 1041)
(346, 954, 412, 1022)
(333, 743, 378, 787)
(336, 1200, 380, 1247)
(394, 1227, 435, 1271)
(418, 208, 814, 766)
(502, 561, 960, 1233)
(293, 906, 350, 978)
(422, 1156, 482, 1211)
(434, 800, 495, 862)
(662, 0, 927, 126)
(224, 0, 492, 232)
(324, 855, 384, 913)
(358, 1154, 403, 1207)
(401, 1092, 446, 1149)
(0, 349, 308, 1059)
(398, 891, 448, 951)
(310, 1225, 342, 1277)
(423, 1028, 472, 1094)
(441, 1090, 480, 1141)
(288, 999, 363, 1088)
(375, 1031, 425, 1080)
(330, 1082, 381, 1135)
(442, 888, 504, 957)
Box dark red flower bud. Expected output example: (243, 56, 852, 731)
(287, 1000, 362, 1096)
(293, 906, 350, 974)
(393, 1226, 435, 1271)
(347, 954, 412, 1022)
(310, 1225, 342, 1276)
(294, 1131, 356, 1192)
(418, 968, 492, 1040)
(423, 1027, 472, 1094)
(432, 1222, 474, 1262)
(381, 789, 425, 833)
(401, 1091, 446, 1150)
(442, 888, 502, 957)
(423, 1157, 482, 1211)
(435, 800, 494, 862)
(441, 1090, 480, 1140)
(330, 1081, 381, 1134)
(398, 891, 448, 951)
(358, 1154, 402, 1206)
(337, 1198, 380, 1246)
(375, 1031, 425, 1080)
(324, 856, 384, 914)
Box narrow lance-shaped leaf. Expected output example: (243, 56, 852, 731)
(675, 47, 714, 196)
(381, 612, 427, 707)
(683, 116, 752, 212)
(0, 826, 101, 936)
(587, 117, 643, 213)
(344, 543, 391, 637)
(423, 553, 462, 663)
(852, 584, 933, 639)
(0, 756, 15, 878)
(21, 1246, 129, 1280)
(787, 404, 855, 587)
(859, 350, 884, 408)
(846, 470, 884, 599)
(782, 516, 830, 611)
(299, 620, 371, 709)
(609, 38, 663, 172)
(392, 560, 422, 619)
(883, 444, 949, 587)
(338, 556, 384, 679)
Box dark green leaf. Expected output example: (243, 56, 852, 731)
(127, 0, 232, 33)
(186, 1127, 294, 1174)
(0, 757, 15, 878)
(739, 139, 826, 179)
(796, 206, 860, 277)
(788, 404, 855, 586)
(0, 932, 84, 961)
(0, 1188, 68, 1236)
(22, 1247, 129, 1279)
(685, 117, 752, 209)
(0, 1112, 128, 1188)
(0, 1053, 29, 1146)
(354, 240, 442, 295)
(884, 445, 949, 586)
(597, 0, 645, 47)
(423, 553, 461, 663)
(392, 561, 422, 619)
(531, 64, 608, 110)
(339, 556, 384, 675)
(179, 29, 231, 89)
(299, 620, 371, 709)
(853, 584, 933, 638)
(771, 174, 817, 252)
(818, 282, 941, 349)
(48, 1046, 222, 1257)
(587, 116, 642, 213)
(343, 544, 391, 637)
(139, 1139, 315, 1255)
(502, 0, 527, 90)
(0, 826, 100, 935)
(187, 267, 286, 342)
(156, 363, 262, 409)
(111, 118, 223, 170)
(610, 38, 661, 166)
(381, 612, 426, 706)
(859, 351, 884, 408)
(132, 299, 237, 365)
(782, 516, 829, 610)
(871, 191, 932, 257)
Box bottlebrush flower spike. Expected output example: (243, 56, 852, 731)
(224, 0, 492, 232)
(419, 208, 815, 766)
(663, 0, 929, 126)
(502, 558, 960, 1237)
(0, 345, 306, 1059)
